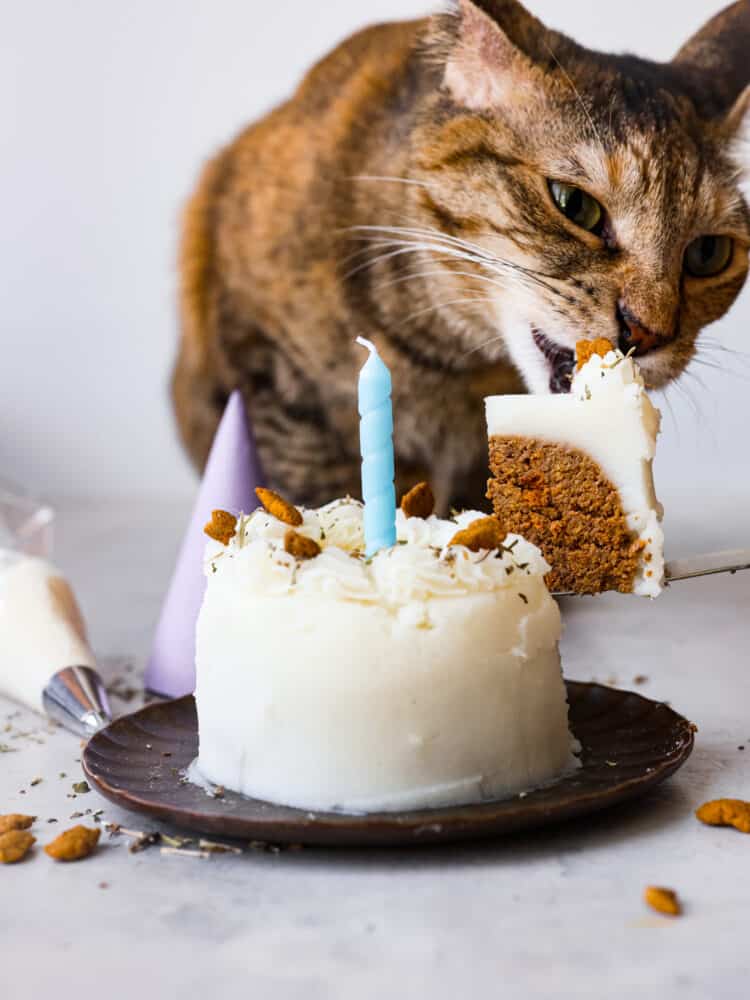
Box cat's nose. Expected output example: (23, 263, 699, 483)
(616, 301, 672, 356)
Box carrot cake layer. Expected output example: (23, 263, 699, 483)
(487, 436, 643, 595)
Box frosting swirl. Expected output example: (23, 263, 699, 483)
(205, 500, 551, 607)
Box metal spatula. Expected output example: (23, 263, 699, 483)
(553, 548, 750, 596)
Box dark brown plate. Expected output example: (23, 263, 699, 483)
(82, 683, 694, 847)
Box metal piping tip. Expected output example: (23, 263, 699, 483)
(42, 665, 112, 739)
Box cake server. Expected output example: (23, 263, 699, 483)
(663, 548, 750, 584)
(553, 548, 750, 596)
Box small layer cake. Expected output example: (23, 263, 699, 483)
(194, 493, 578, 813)
(485, 340, 664, 596)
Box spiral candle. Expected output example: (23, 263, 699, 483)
(356, 337, 397, 557)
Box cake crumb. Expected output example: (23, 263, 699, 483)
(644, 886, 682, 917)
(204, 509, 238, 545)
(0, 830, 35, 863)
(401, 482, 435, 519)
(44, 825, 100, 861)
(576, 338, 613, 370)
(695, 798, 750, 834)
(255, 487, 303, 526)
(284, 529, 321, 561)
(449, 516, 505, 553)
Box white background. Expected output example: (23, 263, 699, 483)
(1, 0, 748, 518)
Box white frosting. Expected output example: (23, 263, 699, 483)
(485, 349, 664, 596)
(195, 501, 577, 813)
(0, 554, 95, 712)
(204, 502, 553, 608)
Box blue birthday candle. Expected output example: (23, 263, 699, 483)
(356, 337, 397, 557)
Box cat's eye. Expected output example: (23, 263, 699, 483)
(548, 181, 604, 234)
(684, 235, 733, 278)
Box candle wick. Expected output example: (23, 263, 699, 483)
(356, 336, 378, 356)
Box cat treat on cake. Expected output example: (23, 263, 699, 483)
(485, 339, 664, 596)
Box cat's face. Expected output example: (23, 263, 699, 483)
(410, 0, 750, 393)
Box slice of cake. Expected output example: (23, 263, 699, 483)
(485, 340, 664, 597)
(194, 489, 579, 814)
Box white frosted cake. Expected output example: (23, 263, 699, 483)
(194, 494, 578, 813)
(486, 340, 664, 596)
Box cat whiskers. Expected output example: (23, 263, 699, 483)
(654, 385, 680, 443)
(658, 335, 746, 441)
(679, 369, 720, 448)
(690, 355, 750, 380)
(681, 366, 708, 393)
(370, 264, 506, 296)
(349, 174, 439, 191)
(348, 237, 557, 311)
(343, 211, 514, 334)
(459, 333, 507, 359)
(700, 335, 750, 360)
(398, 294, 497, 329)
(693, 337, 750, 377)
(345, 224, 565, 298)
(352, 254, 502, 329)
(669, 372, 704, 423)
(350, 223, 536, 275)
(690, 340, 750, 382)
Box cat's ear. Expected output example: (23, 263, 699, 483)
(672, 1, 750, 116)
(724, 85, 750, 177)
(725, 84, 750, 139)
(442, 0, 553, 110)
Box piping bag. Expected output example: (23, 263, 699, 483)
(0, 551, 111, 738)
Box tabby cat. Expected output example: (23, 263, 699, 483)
(173, 0, 749, 511)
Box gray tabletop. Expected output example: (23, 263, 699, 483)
(2, 494, 748, 1000)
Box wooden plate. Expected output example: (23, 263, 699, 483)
(82, 683, 694, 847)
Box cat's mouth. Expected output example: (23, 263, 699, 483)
(532, 330, 575, 394)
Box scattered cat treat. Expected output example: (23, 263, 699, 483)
(0, 829, 35, 864)
(0, 813, 35, 834)
(485, 341, 664, 595)
(644, 886, 682, 917)
(695, 798, 750, 834)
(44, 825, 100, 862)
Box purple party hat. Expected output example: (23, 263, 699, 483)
(145, 391, 263, 697)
